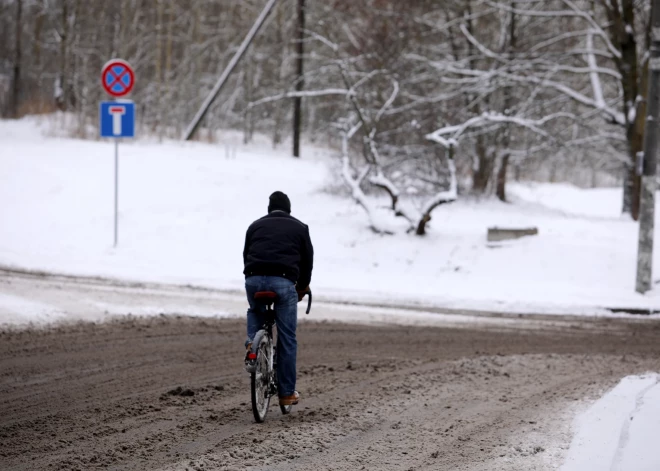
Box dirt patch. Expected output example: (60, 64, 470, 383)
(166, 387, 196, 397)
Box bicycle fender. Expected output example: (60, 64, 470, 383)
(250, 329, 268, 354)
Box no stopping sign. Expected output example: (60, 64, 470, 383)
(101, 59, 135, 98)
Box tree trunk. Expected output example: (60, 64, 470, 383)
(243, 59, 255, 145)
(69, 0, 80, 115)
(495, 2, 516, 203)
(464, 0, 491, 194)
(272, 2, 285, 146)
(622, 164, 635, 214)
(630, 166, 642, 220)
(635, 0, 660, 293)
(416, 215, 431, 236)
(164, 0, 174, 135)
(626, 85, 647, 220)
(603, 0, 642, 218)
(118, 0, 129, 57)
(153, 0, 164, 132)
(11, 0, 22, 118)
(165, 0, 174, 94)
(56, 0, 68, 111)
(627, 40, 649, 220)
(308, 103, 317, 142)
(33, 7, 44, 106)
(496, 154, 510, 202)
(187, 0, 201, 133)
(417, 149, 457, 236)
(626, 70, 648, 219)
(472, 136, 494, 194)
(292, 0, 305, 157)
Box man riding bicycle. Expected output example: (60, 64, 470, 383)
(243, 191, 313, 407)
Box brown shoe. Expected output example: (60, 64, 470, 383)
(244, 343, 256, 373)
(279, 391, 300, 406)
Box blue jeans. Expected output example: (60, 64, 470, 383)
(245, 276, 298, 397)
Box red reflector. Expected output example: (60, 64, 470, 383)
(247, 353, 257, 360)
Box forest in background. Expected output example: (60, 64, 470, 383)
(0, 0, 654, 221)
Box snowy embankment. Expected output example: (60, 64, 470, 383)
(561, 374, 660, 471)
(1, 116, 660, 316)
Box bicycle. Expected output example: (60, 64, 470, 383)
(245, 289, 312, 423)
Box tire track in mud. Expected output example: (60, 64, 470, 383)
(199, 355, 632, 471)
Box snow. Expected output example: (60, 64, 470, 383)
(420, 159, 458, 214)
(1, 116, 660, 318)
(0, 275, 241, 328)
(0, 273, 549, 330)
(507, 183, 622, 219)
(0, 292, 66, 325)
(561, 374, 660, 471)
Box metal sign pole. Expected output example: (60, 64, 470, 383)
(114, 139, 119, 247)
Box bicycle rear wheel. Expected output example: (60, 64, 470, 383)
(250, 335, 272, 423)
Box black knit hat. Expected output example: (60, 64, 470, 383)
(268, 191, 291, 213)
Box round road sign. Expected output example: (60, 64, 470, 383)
(101, 59, 135, 98)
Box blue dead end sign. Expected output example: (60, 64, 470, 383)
(100, 101, 135, 138)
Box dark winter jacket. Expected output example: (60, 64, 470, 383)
(243, 211, 314, 289)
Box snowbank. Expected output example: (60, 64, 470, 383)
(1, 116, 660, 316)
(561, 374, 660, 471)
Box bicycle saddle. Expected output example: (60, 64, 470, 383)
(254, 291, 278, 302)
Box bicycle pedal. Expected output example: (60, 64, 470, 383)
(245, 360, 257, 373)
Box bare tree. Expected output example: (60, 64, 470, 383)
(0, 0, 653, 226)
(10, 0, 22, 118)
(292, 0, 305, 157)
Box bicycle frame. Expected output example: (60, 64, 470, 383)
(248, 306, 276, 384)
(249, 290, 313, 358)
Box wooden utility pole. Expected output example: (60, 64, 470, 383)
(635, 0, 660, 293)
(183, 0, 279, 141)
(292, 0, 305, 157)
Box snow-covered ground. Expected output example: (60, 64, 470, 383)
(1, 115, 660, 316)
(561, 374, 660, 471)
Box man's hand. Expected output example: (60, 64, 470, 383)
(297, 286, 310, 302)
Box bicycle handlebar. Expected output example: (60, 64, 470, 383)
(305, 290, 312, 315)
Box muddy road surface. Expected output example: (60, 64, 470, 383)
(1, 271, 659, 470)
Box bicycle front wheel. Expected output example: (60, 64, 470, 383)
(250, 335, 272, 423)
